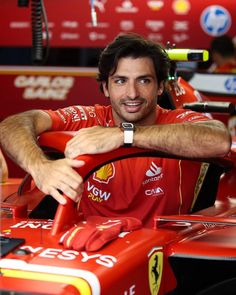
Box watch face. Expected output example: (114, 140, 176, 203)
(122, 122, 134, 130)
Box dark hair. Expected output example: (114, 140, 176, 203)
(210, 35, 235, 57)
(97, 33, 170, 92)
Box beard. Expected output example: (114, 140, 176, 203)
(111, 97, 157, 125)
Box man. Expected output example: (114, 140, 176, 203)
(0, 33, 231, 227)
(208, 34, 236, 73)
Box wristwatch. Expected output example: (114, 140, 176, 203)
(120, 122, 135, 147)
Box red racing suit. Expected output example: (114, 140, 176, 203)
(45, 104, 210, 228)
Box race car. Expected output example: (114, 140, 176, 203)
(1, 130, 236, 295)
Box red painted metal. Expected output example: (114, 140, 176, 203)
(1, 131, 236, 294)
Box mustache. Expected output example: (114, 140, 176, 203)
(120, 97, 146, 103)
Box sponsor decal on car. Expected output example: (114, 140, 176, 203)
(148, 248, 163, 295)
(10, 220, 53, 229)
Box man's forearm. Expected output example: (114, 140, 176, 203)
(0, 112, 49, 174)
(133, 120, 231, 158)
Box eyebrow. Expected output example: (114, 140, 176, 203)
(110, 75, 126, 79)
(110, 74, 155, 80)
(137, 75, 155, 79)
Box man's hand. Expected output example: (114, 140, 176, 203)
(65, 126, 123, 159)
(30, 158, 85, 205)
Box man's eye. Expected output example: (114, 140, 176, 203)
(140, 78, 151, 84)
(114, 78, 125, 84)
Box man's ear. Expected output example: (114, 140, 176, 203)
(102, 82, 109, 97)
(157, 81, 164, 95)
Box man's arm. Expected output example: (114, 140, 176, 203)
(65, 119, 231, 159)
(0, 110, 85, 204)
(0, 110, 52, 170)
(133, 120, 231, 158)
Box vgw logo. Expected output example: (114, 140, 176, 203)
(200, 5, 231, 36)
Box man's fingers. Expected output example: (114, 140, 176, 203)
(65, 146, 79, 158)
(60, 174, 84, 195)
(49, 182, 83, 204)
(56, 181, 83, 199)
(70, 159, 85, 168)
(63, 159, 85, 187)
(49, 188, 67, 205)
(34, 158, 86, 204)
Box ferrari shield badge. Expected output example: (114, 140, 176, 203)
(148, 250, 163, 295)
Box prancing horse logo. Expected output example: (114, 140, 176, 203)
(148, 251, 163, 295)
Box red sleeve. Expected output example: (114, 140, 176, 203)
(43, 105, 112, 131)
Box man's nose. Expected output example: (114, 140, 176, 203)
(126, 82, 139, 99)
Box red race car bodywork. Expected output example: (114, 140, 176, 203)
(1, 130, 236, 295)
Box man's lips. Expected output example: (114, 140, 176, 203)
(122, 100, 144, 112)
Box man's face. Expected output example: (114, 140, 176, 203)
(102, 57, 164, 125)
